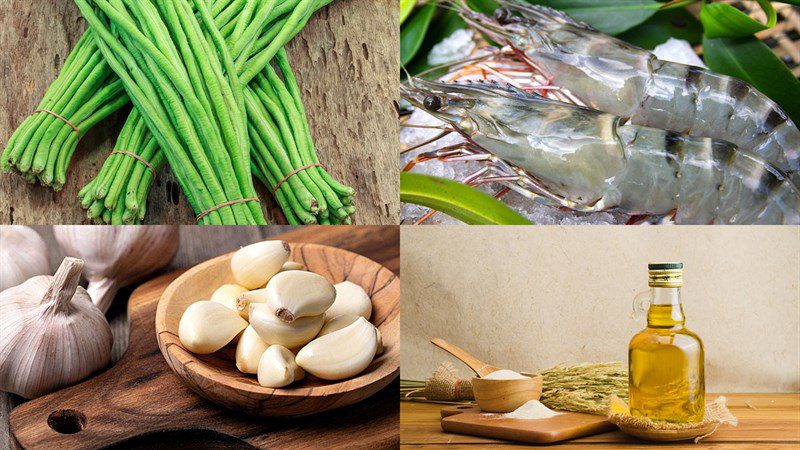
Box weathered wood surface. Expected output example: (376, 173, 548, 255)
(2, 225, 400, 449)
(0, 0, 399, 225)
(401, 394, 800, 448)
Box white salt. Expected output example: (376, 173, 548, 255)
(502, 400, 562, 420)
(483, 369, 528, 380)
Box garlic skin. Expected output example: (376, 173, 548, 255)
(265, 271, 336, 323)
(281, 261, 306, 271)
(376, 329, 384, 355)
(235, 326, 268, 374)
(179, 301, 248, 354)
(326, 281, 373, 321)
(257, 345, 305, 388)
(296, 317, 378, 381)
(0, 257, 112, 399)
(318, 314, 360, 337)
(249, 303, 324, 348)
(211, 284, 249, 317)
(0, 226, 50, 291)
(230, 241, 290, 289)
(53, 225, 179, 314)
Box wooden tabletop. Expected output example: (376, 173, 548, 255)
(0, 0, 399, 225)
(401, 394, 800, 449)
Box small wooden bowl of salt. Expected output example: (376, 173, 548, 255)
(472, 369, 543, 413)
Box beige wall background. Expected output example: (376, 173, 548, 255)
(401, 226, 800, 393)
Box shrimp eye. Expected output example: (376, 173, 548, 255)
(423, 95, 442, 111)
(494, 8, 512, 24)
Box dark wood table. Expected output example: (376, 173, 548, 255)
(0, 0, 399, 225)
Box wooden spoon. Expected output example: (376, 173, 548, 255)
(430, 338, 501, 377)
(430, 338, 543, 413)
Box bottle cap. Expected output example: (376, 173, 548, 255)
(648, 262, 683, 287)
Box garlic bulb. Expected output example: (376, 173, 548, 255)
(257, 345, 305, 388)
(326, 281, 372, 320)
(53, 225, 179, 313)
(0, 257, 112, 399)
(318, 313, 360, 337)
(281, 261, 306, 271)
(296, 317, 378, 380)
(211, 284, 248, 317)
(265, 271, 336, 323)
(235, 326, 268, 374)
(249, 303, 324, 348)
(179, 301, 248, 354)
(230, 241, 290, 289)
(0, 226, 50, 291)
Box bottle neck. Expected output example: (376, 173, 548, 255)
(647, 287, 685, 327)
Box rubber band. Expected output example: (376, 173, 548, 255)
(272, 163, 325, 193)
(111, 150, 157, 179)
(34, 109, 80, 138)
(454, 379, 461, 400)
(196, 197, 259, 223)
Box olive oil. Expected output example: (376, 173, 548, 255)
(628, 263, 705, 423)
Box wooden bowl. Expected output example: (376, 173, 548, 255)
(155, 242, 400, 417)
(472, 375, 544, 413)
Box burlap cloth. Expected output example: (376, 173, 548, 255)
(423, 362, 474, 401)
(607, 395, 738, 443)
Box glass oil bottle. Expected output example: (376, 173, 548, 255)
(628, 262, 705, 423)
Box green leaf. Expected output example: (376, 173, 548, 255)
(400, 172, 533, 225)
(700, 0, 776, 39)
(703, 35, 800, 123)
(532, 0, 663, 35)
(618, 7, 702, 49)
(400, 0, 417, 25)
(401, 3, 437, 65)
(407, 10, 468, 75)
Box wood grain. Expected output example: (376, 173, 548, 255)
(401, 394, 800, 448)
(4, 225, 399, 449)
(156, 242, 399, 417)
(0, 0, 399, 225)
(440, 405, 614, 444)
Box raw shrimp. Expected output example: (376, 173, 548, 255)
(453, 0, 800, 179)
(401, 78, 800, 224)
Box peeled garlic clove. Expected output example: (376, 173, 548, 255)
(265, 271, 335, 323)
(179, 301, 248, 354)
(281, 261, 306, 271)
(211, 284, 249, 317)
(231, 241, 290, 290)
(236, 288, 270, 321)
(376, 328, 384, 355)
(326, 281, 372, 321)
(249, 303, 324, 348)
(318, 313, 360, 337)
(235, 326, 269, 374)
(257, 345, 305, 388)
(296, 317, 378, 380)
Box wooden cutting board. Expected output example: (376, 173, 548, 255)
(9, 226, 399, 449)
(440, 405, 615, 444)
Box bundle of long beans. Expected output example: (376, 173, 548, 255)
(0, 31, 129, 190)
(73, 0, 267, 225)
(3, 0, 354, 224)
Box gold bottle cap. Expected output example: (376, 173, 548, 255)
(648, 262, 683, 288)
